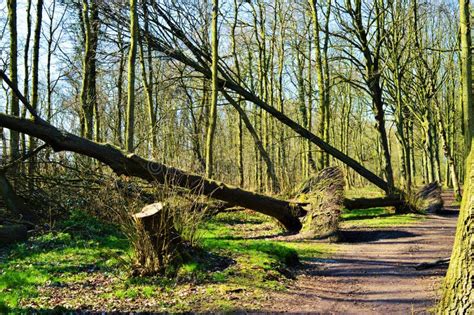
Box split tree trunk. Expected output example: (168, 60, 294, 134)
(416, 182, 443, 213)
(296, 167, 344, 240)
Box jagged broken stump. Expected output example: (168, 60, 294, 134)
(296, 167, 345, 240)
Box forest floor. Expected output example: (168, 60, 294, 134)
(261, 191, 459, 314)
(0, 191, 458, 313)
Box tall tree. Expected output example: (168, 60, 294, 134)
(7, 0, 19, 162)
(335, 0, 395, 192)
(125, 0, 138, 152)
(438, 0, 473, 311)
(21, 0, 32, 156)
(80, 0, 99, 141)
(138, 0, 157, 156)
(205, 0, 219, 177)
(308, 0, 331, 169)
(29, 0, 43, 177)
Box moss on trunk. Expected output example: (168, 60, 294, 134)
(437, 145, 473, 312)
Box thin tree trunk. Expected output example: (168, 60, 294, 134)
(139, 2, 157, 156)
(125, 0, 138, 152)
(7, 0, 20, 162)
(205, 0, 219, 178)
(308, 0, 331, 169)
(222, 91, 280, 192)
(116, 26, 125, 147)
(28, 0, 43, 179)
(21, 0, 32, 157)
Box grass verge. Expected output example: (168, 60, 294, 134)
(340, 207, 425, 228)
(0, 210, 331, 313)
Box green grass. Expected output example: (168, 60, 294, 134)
(0, 211, 130, 312)
(0, 209, 331, 312)
(344, 187, 385, 199)
(340, 207, 424, 228)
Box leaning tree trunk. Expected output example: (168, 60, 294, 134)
(139, 9, 391, 193)
(0, 111, 303, 232)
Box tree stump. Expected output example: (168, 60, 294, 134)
(297, 167, 345, 240)
(0, 224, 28, 246)
(132, 202, 182, 274)
(417, 182, 443, 213)
(0, 173, 37, 222)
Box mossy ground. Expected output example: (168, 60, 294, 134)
(0, 210, 331, 313)
(0, 188, 426, 312)
(340, 207, 424, 228)
(342, 187, 425, 228)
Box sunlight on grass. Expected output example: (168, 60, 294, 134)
(0, 209, 332, 312)
(344, 187, 385, 199)
(340, 207, 424, 228)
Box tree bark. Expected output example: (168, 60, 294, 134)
(80, 0, 98, 140)
(28, 0, 43, 179)
(343, 196, 404, 210)
(0, 112, 303, 232)
(7, 0, 20, 162)
(205, 0, 219, 178)
(125, 0, 138, 152)
(438, 0, 473, 311)
(438, 145, 473, 312)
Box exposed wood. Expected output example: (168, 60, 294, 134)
(298, 167, 344, 240)
(132, 202, 181, 270)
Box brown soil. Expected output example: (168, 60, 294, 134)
(261, 192, 459, 314)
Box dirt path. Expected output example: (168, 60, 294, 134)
(262, 192, 459, 314)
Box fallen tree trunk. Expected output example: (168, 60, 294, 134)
(134, 7, 391, 193)
(343, 196, 404, 210)
(0, 113, 303, 232)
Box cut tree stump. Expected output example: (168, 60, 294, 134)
(132, 203, 182, 273)
(297, 167, 345, 240)
(0, 224, 28, 246)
